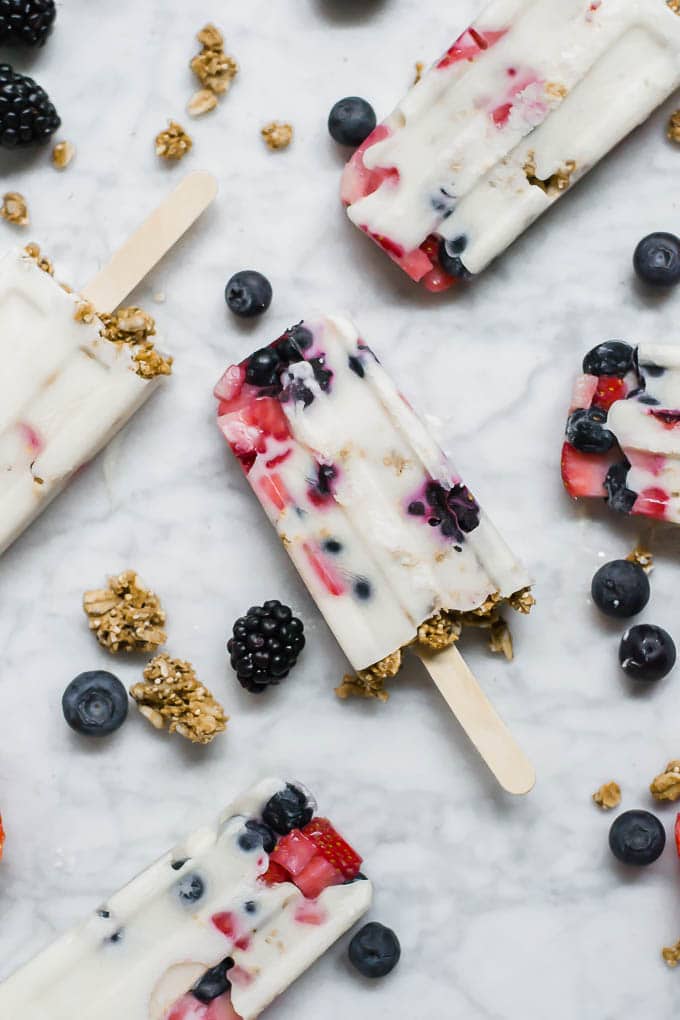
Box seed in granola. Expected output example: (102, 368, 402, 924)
(592, 781, 621, 810)
(650, 760, 680, 802)
(52, 140, 75, 170)
(83, 570, 167, 654)
(187, 89, 218, 118)
(261, 121, 293, 151)
(1, 192, 29, 227)
(155, 121, 193, 162)
(130, 653, 228, 745)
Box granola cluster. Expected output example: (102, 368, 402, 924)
(592, 781, 621, 811)
(156, 121, 193, 162)
(1, 192, 29, 226)
(261, 121, 293, 151)
(189, 23, 238, 117)
(627, 545, 654, 573)
(99, 307, 173, 380)
(83, 570, 167, 654)
(663, 940, 680, 968)
(524, 152, 577, 195)
(52, 140, 75, 169)
(668, 0, 680, 14)
(650, 760, 680, 802)
(336, 650, 402, 704)
(130, 654, 228, 744)
(23, 242, 53, 275)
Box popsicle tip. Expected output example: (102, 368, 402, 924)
(500, 761, 536, 796)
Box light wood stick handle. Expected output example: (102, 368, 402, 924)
(415, 644, 535, 796)
(81, 171, 218, 312)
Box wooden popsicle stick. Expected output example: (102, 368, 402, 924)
(82, 171, 218, 312)
(415, 644, 535, 796)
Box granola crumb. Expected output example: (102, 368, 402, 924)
(24, 242, 53, 275)
(1, 192, 29, 227)
(335, 649, 402, 703)
(130, 653, 228, 744)
(83, 570, 167, 654)
(668, 0, 680, 15)
(187, 89, 218, 118)
(414, 61, 425, 84)
(99, 306, 173, 380)
(261, 121, 293, 151)
(627, 545, 654, 573)
(592, 781, 622, 811)
(650, 760, 680, 802)
(190, 23, 238, 99)
(74, 300, 96, 325)
(156, 121, 193, 162)
(663, 940, 680, 967)
(524, 151, 577, 194)
(52, 140, 75, 170)
(418, 612, 460, 652)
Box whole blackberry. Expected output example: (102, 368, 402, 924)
(228, 600, 305, 693)
(0, 0, 56, 46)
(0, 64, 60, 148)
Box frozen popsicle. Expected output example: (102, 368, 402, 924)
(0, 172, 217, 558)
(0, 778, 372, 1020)
(341, 0, 680, 291)
(215, 315, 535, 794)
(562, 340, 680, 524)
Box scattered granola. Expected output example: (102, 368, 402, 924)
(335, 650, 402, 704)
(627, 545, 654, 573)
(413, 61, 425, 84)
(650, 760, 680, 802)
(130, 653, 228, 744)
(262, 121, 293, 151)
(156, 121, 193, 162)
(663, 940, 680, 968)
(99, 307, 173, 380)
(23, 242, 53, 275)
(524, 152, 577, 194)
(187, 89, 218, 118)
(592, 781, 622, 810)
(83, 570, 166, 654)
(188, 23, 237, 117)
(1, 192, 29, 226)
(52, 140, 75, 170)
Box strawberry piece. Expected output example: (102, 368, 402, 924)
(592, 376, 627, 411)
(214, 364, 246, 403)
(633, 486, 669, 521)
(437, 28, 507, 69)
(302, 817, 363, 879)
(259, 861, 289, 886)
(256, 472, 290, 513)
(302, 543, 346, 597)
(166, 993, 242, 1020)
(270, 829, 318, 877)
(561, 442, 611, 498)
(675, 814, 680, 858)
(0, 814, 4, 861)
(570, 374, 598, 412)
(294, 855, 344, 900)
(340, 125, 393, 205)
(207, 996, 242, 1020)
(211, 912, 251, 951)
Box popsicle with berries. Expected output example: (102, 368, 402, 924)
(341, 0, 680, 291)
(562, 340, 680, 524)
(215, 315, 535, 794)
(0, 778, 372, 1020)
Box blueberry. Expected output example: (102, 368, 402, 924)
(354, 578, 371, 600)
(262, 782, 314, 835)
(408, 501, 425, 516)
(176, 873, 205, 904)
(565, 408, 616, 454)
(348, 922, 401, 978)
(243, 819, 276, 853)
(323, 538, 343, 554)
(633, 232, 680, 287)
(609, 810, 666, 866)
(348, 355, 365, 378)
(245, 348, 281, 387)
(277, 323, 313, 364)
(61, 671, 128, 737)
(591, 560, 650, 619)
(225, 270, 273, 318)
(328, 96, 376, 147)
(604, 461, 637, 514)
(582, 341, 635, 378)
(438, 238, 471, 279)
(619, 624, 676, 682)
(193, 957, 234, 1004)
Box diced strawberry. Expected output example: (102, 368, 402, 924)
(256, 472, 290, 513)
(0, 814, 4, 861)
(214, 364, 245, 402)
(561, 442, 611, 498)
(211, 912, 251, 951)
(165, 993, 242, 1020)
(259, 861, 289, 886)
(302, 817, 363, 879)
(294, 898, 329, 925)
(302, 543, 346, 597)
(570, 374, 598, 412)
(294, 855, 344, 900)
(18, 422, 43, 455)
(491, 102, 513, 126)
(340, 125, 393, 205)
(270, 829, 318, 876)
(649, 409, 680, 429)
(592, 376, 627, 411)
(633, 486, 669, 521)
(436, 28, 508, 69)
(358, 226, 433, 282)
(675, 814, 680, 857)
(248, 397, 291, 443)
(206, 996, 242, 1020)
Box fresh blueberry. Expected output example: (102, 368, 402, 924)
(604, 461, 637, 514)
(193, 957, 234, 1004)
(262, 782, 314, 835)
(619, 624, 676, 682)
(591, 560, 650, 619)
(244, 900, 257, 914)
(438, 238, 471, 279)
(245, 348, 281, 387)
(609, 810, 666, 866)
(243, 819, 276, 853)
(238, 830, 263, 852)
(348, 355, 365, 378)
(565, 408, 615, 454)
(633, 232, 680, 287)
(315, 463, 337, 496)
(176, 873, 205, 904)
(323, 538, 343, 554)
(328, 96, 376, 147)
(171, 858, 189, 871)
(349, 922, 401, 978)
(225, 270, 273, 318)
(354, 578, 371, 600)
(582, 341, 635, 378)
(61, 671, 128, 737)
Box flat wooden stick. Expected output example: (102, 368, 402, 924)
(415, 644, 535, 796)
(82, 171, 218, 312)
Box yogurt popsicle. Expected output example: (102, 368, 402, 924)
(562, 340, 680, 524)
(341, 0, 680, 291)
(0, 778, 372, 1020)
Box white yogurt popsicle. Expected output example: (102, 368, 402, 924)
(342, 0, 680, 291)
(0, 778, 372, 1020)
(215, 315, 531, 677)
(0, 249, 170, 557)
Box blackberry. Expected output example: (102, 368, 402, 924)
(228, 600, 305, 693)
(0, 0, 56, 47)
(0, 63, 60, 148)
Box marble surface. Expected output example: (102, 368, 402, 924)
(2, 0, 680, 1016)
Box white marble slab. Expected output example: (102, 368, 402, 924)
(1, 0, 680, 1016)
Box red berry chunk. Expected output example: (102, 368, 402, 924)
(270, 829, 318, 877)
(259, 861, 289, 886)
(561, 442, 611, 498)
(167, 993, 242, 1020)
(294, 855, 344, 900)
(675, 814, 680, 858)
(302, 817, 363, 879)
(0, 814, 4, 861)
(592, 376, 627, 411)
